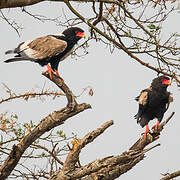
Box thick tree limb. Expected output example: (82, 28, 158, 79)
(0, 0, 115, 9)
(50, 112, 174, 180)
(1, 0, 177, 9)
(0, 73, 91, 180)
(0, 0, 42, 9)
(57, 120, 114, 179)
(160, 170, 180, 180)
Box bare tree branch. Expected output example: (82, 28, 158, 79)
(130, 112, 175, 151)
(0, 0, 42, 9)
(161, 170, 180, 180)
(0, 0, 116, 9)
(0, 10, 22, 36)
(31, 143, 64, 166)
(0, 0, 179, 179)
(0, 73, 91, 180)
(0, 91, 65, 104)
(49, 112, 175, 180)
(1, 0, 179, 9)
(42, 72, 77, 110)
(57, 120, 114, 179)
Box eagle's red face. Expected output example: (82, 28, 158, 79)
(162, 78, 171, 85)
(76, 31, 85, 38)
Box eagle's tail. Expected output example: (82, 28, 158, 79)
(4, 57, 29, 63)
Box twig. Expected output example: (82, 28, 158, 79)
(31, 144, 64, 165)
(0, 10, 22, 36)
(0, 91, 65, 105)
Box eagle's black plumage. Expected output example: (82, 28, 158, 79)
(134, 76, 172, 137)
(4, 27, 85, 78)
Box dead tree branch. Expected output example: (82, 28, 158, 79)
(43, 72, 77, 110)
(0, 0, 117, 9)
(130, 112, 175, 151)
(0, 73, 91, 180)
(31, 143, 64, 166)
(49, 112, 175, 180)
(0, 0, 178, 9)
(56, 120, 114, 179)
(0, 10, 22, 36)
(160, 170, 180, 180)
(0, 91, 65, 104)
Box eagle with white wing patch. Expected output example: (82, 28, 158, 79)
(134, 76, 173, 138)
(4, 27, 85, 79)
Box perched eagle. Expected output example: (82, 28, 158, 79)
(4, 27, 85, 79)
(134, 76, 173, 137)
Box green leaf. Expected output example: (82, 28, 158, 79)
(13, 114, 18, 119)
(148, 24, 156, 30)
(56, 130, 66, 139)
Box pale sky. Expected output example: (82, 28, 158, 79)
(0, 2, 180, 180)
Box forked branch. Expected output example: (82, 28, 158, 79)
(0, 73, 91, 180)
(50, 112, 175, 180)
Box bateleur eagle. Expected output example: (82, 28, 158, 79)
(134, 76, 173, 138)
(4, 27, 85, 79)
